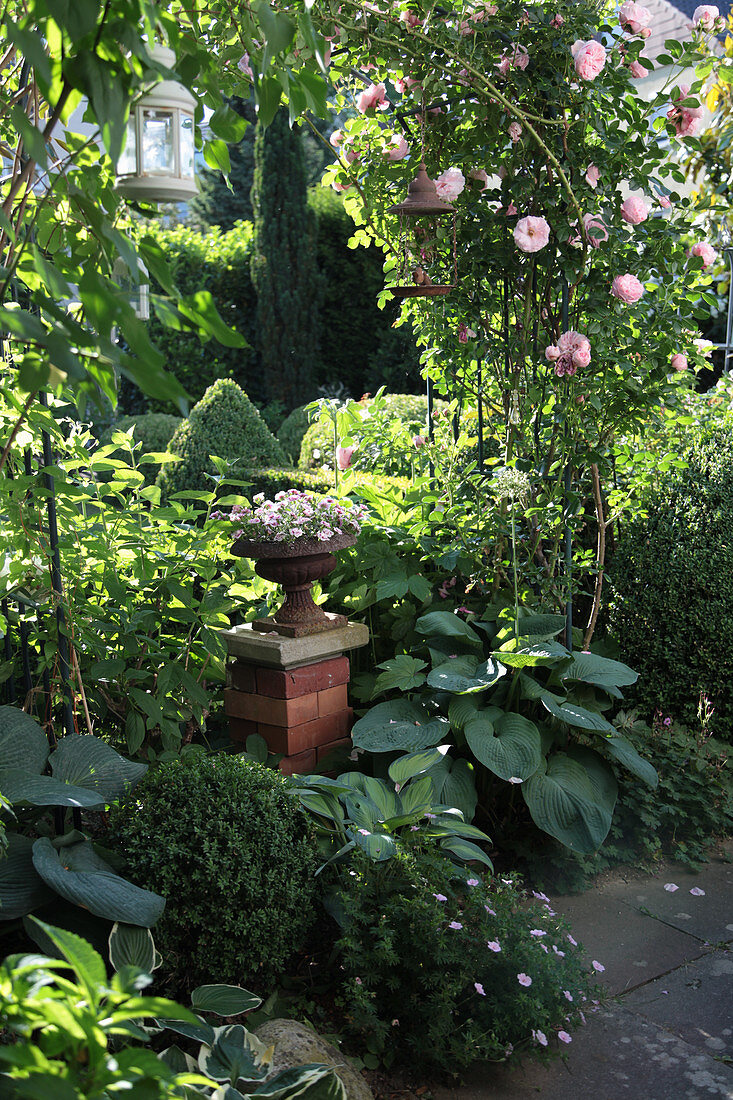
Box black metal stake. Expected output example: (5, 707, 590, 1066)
(561, 280, 573, 650)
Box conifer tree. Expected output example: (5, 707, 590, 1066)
(250, 108, 320, 410)
(189, 97, 256, 231)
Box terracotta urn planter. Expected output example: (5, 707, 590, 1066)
(232, 531, 357, 637)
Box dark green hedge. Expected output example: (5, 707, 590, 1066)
(606, 420, 733, 738)
(241, 466, 410, 500)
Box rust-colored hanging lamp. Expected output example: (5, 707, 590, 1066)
(386, 162, 458, 298)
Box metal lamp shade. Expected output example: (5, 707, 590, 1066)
(115, 45, 196, 203)
(386, 162, 457, 298)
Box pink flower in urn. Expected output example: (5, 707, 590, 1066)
(337, 445, 356, 470)
(619, 1, 651, 34)
(508, 121, 523, 143)
(690, 241, 717, 268)
(583, 213, 609, 248)
(357, 82, 389, 112)
(573, 40, 607, 81)
(514, 215, 550, 252)
(612, 273, 645, 303)
(671, 353, 688, 371)
(435, 166, 466, 202)
(585, 164, 600, 189)
(385, 134, 410, 161)
(621, 195, 649, 224)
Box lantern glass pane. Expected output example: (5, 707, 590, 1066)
(117, 116, 137, 175)
(141, 109, 174, 174)
(180, 113, 194, 178)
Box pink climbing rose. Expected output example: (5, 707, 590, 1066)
(385, 134, 410, 161)
(583, 213, 609, 248)
(435, 166, 466, 202)
(357, 82, 389, 112)
(585, 164, 600, 189)
(667, 84, 703, 137)
(671, 354, 688, 371)
(690, 241, 717, 268)
(572, 40, 607, 81)
(618, 1, 651, 34)
(514, 215, 550, 252)
(621, 195, 649, 224)
(692, 4, 722, 29)
(612, 273, 644, 303)
(336, 445, 356, 470)
(547, 330, 591, 377)
(508, 121, 522, 143)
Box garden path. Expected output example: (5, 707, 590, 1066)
(433, 842, 733, 1100)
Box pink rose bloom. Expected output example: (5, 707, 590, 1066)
(671, 353, 688, 371)
(690, 241, 717, 268)
(385, 134, 410, 161)
(621, 195, 649, 224)
(435, 166, 466, 202)
(329, 129, 343, 148)
(628, 59, 647, 78)
(332, 179, 352, 193)
(619, 1, 651, 34)
(505, 201, 518, 216)
(400, 9, 421, 28)
(412, 434, 426, 448)
(497, 44, 529, 74)
(514, 215, 551, 252)
(238, 53, 254, 79)
(393, 75, 421, 94)
(551, 13, 564, 26)
(667, 84, 704, 137)
(551, 330, 591, 377)
(336, 445, 356, 470)
(357, 82, 389, 112)
(469, 168, 490, 190)
(612, 273, 644, 303)
(545, 344, 561, 362)
(508, 121, 522, 143)
(585, 164, 600, 189)
(692, 4, 721, 29)
(583, 213, 609, 248)
(458, 18, 475, 34)
(574, 41, 606, 81)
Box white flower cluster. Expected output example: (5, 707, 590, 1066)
(213, 489, 368, 543)
(492, 465, 531, 502)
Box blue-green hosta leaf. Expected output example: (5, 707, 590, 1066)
(0, 706, 49, 773)
(108, 923, 158, 974)
(428, 814, 490, 842)
(191, 985, 261, 1017)
(388, 746, 448, 786)
(602, 736, 658, 789)
(373, 655, 427, 696)
(293, 790, 344, 824)
(447, 695, 481, 732)
(465, 712, 542, 782)
(349, 828, 397, 862)
(415, 611, 482, 648)
(539, 691, 616, 734)
(427, 657, 505, 694)
(560, 652, 638, 691)
(32, 838, 165, 927)
(513, 613, 566, 638)
(439, 837, 493, 870)
(156, 1016, 216, 1045)
(493, 641, 570, 668)
(436, 757, 478, 822)
(0, 769, 108, 809)
(394, 774, 434, 818)
(49, 734, 147, 802)
(199, 1023, 271, 1084)
(0, 834, 54, 919)
(522, 748, 617, 853)
(351, 699, 449, 753)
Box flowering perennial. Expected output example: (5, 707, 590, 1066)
(214, 490, 368, 543)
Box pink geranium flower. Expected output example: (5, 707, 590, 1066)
(621, 196, 649, 224)
(533, 1029, 548, 1046)
(612, 273, 644, 303)
(487, 940, 501, 952)
(474, 982, 486, 995)
(517, 973, 532, 987)
(573, 40, 607, 81)
(558, 1030, 572, 1043)
(435, 166, 466, 202)
(514, 215, 550, 252)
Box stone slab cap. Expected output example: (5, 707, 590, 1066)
(220, 621, 369, 669)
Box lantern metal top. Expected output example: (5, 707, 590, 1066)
(387, 162, 454, 217)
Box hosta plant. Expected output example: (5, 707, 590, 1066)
(351, 610, 658, 853)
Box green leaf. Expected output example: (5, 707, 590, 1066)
(191, 985, 262, 1016)
(464, 712, 542, 782)
(0, 768, 107, 809)
(252, 1064, 346, 1100)
(255, 76, 283, 127)
(493, 641, 570, 668)
(0, 706, 49, 773)
(560, 652, 638, 690)
(514, 613, 568, 638)
(0, 834, 54, 919)
(28, 917, 107, 1007)
(439, 837, 493, 870)
(294, 789, 344, 823)
(69, 53, 128, 163)
(32, 838, 165, 927)
(177, 291, 246, 348)
(49, 734, 147, 802)
(253, 0, 297, 56)
(108, 922, 157, 974)
(427, 656, 505, 694)
(407, 573, 433, 603)
(373, 655, 427, 695)
(388, 746, 447, 786)
(44, 0, 99, 38)
(350, 828, 397, 862)
(447, 695, 481, 731)
(522, 749, 617, 853)
(351, 699, 449, 753)
(602, 736, 658, 789)
(199, 1024, 271, 1084)
(395, 774, 434, 818)
(375, 572, 409, 601)
(438, 757, 478, 822)
(539, 691, 616, 733)
(415, 612, 482, 647)
(204, 137, 232, 175)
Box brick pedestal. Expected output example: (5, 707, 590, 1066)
(220, 622, 369, 775)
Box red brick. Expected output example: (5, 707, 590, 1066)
(317, 684, 349, 717)
(228, 717, 258, 744)
(316, 737, 353, 763)
(278, 749, 316, 776)
(258, 709, 353, 757)
(226, 662, 257, 693)
(224, 689, 318, 727)
(256, 656, 350, 699)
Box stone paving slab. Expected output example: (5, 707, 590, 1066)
(432, 1004, 733, 1100)
(546, 887, 705, 995)
(620, 855, 733, 946)
(624, 948, 733, 1060)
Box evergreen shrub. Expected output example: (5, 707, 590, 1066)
(333, 841, 592, 1072)
(242, 467, 411, 499)
(606, 421, 733, 738)
(158, 379, 286, 498)
(277, 405, 313, 463)
(109, 753, 319, 993)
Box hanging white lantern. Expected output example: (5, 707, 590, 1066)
(112, 256, 150, 320)
(115, 44, 196, 203)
